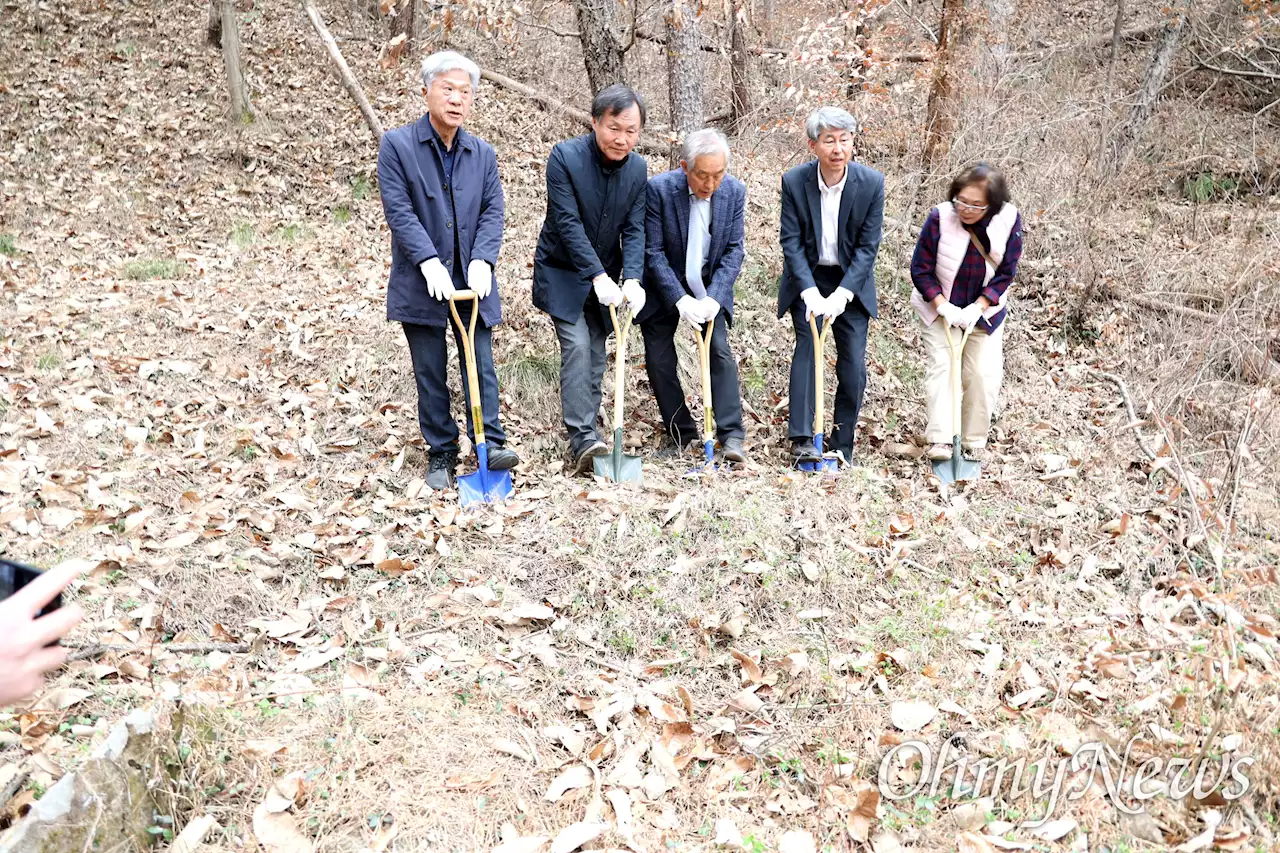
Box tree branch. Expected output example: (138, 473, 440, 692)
(481, 68, 594, 127)
(1195, 57, 1280, 82)
(516, 17, 580, 38)
(304, 0, 384, 142)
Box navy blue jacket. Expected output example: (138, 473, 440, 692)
(777, 160, 884, 319)
(532, 134, 647, 323)
(640, 169, 746, 326)
(377, 116, 504, 328)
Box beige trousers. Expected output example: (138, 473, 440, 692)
(922, 319, 1004, 448)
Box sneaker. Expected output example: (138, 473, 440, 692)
(790, 439, 821, 465)
(573, 440, 608, 474)
(486, 444, 520, 470)
(427, 451, 458, 491)
(962, 445, 986, 462)
(927, 443, 953, 461)
(720, 436, 747, 464)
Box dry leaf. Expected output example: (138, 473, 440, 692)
(714, 818, 744, 848)
(543, 764, 592, 801)
(253, 803, 313, 853)
(493, 738, 533, 763)
(493, 835, 550, 853)
(847, 784, 879, 842)
(890, 700, 937, 731)
(549, 822, 607, 853)
(171, 815, 219, 853)
(957, 832, 996, 853)
(263, 771, 307, 813)
(778, 830, 816, 853)
(730, 649, 764, 684)
(31, 687, 92, 711)
(1031, 817, 1077, 841)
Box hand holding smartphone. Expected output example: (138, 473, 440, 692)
(0, 559, 86, 706)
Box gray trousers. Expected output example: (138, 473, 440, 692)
(552, 300, 611, 455)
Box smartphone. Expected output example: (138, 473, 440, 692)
(0, 558, 61, 617)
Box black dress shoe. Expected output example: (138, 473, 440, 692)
(486, 444, 520, 470)
(790, 439, 821, 464)
(427, 451, 458, 491)
(720, 436, 747, 464)
(573, 440, 608, 474)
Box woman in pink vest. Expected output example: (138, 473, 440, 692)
(909, 163, 1023, 463)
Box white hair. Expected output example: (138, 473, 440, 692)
(805, 107, 858, 141)
(420, 50, 480, 91)
(680, 128, 731, 168)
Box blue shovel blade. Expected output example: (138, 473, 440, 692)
(458, 443, 514, 507)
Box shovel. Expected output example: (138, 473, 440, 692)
(448, 291, 514, 506)
(594, 304, 643, 483)
(692, 318, 717, 471)
(798, 313, 841, 473)
(932, 321, 981, 485)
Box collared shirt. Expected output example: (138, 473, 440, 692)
(818, 166, 847, 266)
(586, 138, 630, 282)
(910, 206, 1024, 333)
(426, 119, 462, 280)
(684, 189, 711, 299)
(428, 120, 457, 186)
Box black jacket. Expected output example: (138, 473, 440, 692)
(532, 133, 648, 323)
(777, 159, 884, 319)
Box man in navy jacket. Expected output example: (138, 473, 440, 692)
(533, 85, 649, 474)
(639, 129, 747, 463)
(778, 107, 885, 466)
(378, 51, 519, 491)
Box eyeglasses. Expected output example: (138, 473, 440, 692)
(953, 199, 989, 212)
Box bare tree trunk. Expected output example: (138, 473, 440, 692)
(666, 0, 705, 166)
(206, 0, 222, 47)
(729, 0, 749, 135)
(219, 0, 252, 122)
(1096, 0, 1126, 160)
(390, 0, 416, 53)
(759, 0, 774, 33)
(574, 0, 627, 95)
(920, 0, 965, 180)
(1108, 1, 1192, 172)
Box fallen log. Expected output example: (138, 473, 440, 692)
(480, 68, 593, 128)
(304, 0, 384, 142)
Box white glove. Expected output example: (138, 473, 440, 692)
(467, 259, 492, 299)
(936, 301, 965, 327)
(800, 287, 827, 320)
(697, 296, 720, 323)
(958, 302, 984, 330)
(592, 273, 623, 306)
(621, 278, 646, 315)
(420, 257, 455, 302)
(676, 295, 704, 327)
(825, 287, 854, 319)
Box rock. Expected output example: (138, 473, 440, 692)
(0, 709, 158, 853)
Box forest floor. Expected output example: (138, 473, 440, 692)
(1, 1, 1278, 852)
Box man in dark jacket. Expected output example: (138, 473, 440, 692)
(378, 50, 519, 491)
(778, 107, 885, 467)
(533, 85, 649, 474)
(639, 129, 747, 463)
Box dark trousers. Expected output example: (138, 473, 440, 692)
(402, 311, 506, 457)
(552, 297, 611, 455)
(641, 307, 744, 446)
(787, 265, 869, 460)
